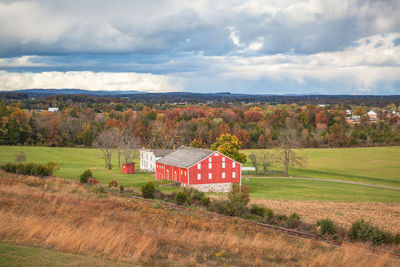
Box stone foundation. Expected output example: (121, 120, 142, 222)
(189, 182, 233, 193)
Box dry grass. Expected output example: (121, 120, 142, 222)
(0, 171, 399, 266)
(250, 198, 400, 234)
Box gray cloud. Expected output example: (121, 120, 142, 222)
(1, 0, 399, 56)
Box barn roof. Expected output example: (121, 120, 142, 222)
(152, 149, 174, 157)
(156, 146, 215, 168)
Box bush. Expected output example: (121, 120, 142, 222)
(108, 179, 118, 188)
(80, 169, 93, 183)
(264, 208, 274, 219)
(288, 213, 301, 228)
(175, 192, 187, 205)
(317, 219, 336, 236)
(119, 185, 124, 193)
(1, 162, 58, 177)
(141, 182, 155, 199)
(289, 212, 300, 220)
(88, 178, 99, 185)
(393, 233, 400, 244)
(201, 196, 210, 207)
(92, 185, 105, 194)
(250, 204, 266, 217)
(228, 185, 250, 205)
(348, 219, 388, 245)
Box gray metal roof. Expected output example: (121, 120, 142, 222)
(156, 146, 215, 168)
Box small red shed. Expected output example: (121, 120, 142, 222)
(155, 146, 241, 192)
(122, 162, 135, 174)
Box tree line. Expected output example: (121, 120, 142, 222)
(1, 100, 400, 150)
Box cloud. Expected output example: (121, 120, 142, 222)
(0, 0, 399, 56)
(0, 71, 182, 92)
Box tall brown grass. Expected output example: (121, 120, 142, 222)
(0, 171, 398, 266)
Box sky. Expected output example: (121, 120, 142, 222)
(0, 0, 400, 94)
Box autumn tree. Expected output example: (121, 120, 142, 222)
(248, 152, 259, 172)
(211, 134, 247, 163)
(274, 128, 306, 176)
(94, 129, 119, 170)
(119, 131, 140, 163)
(189, 138, 204, 148)
(260, 152, 274, 173)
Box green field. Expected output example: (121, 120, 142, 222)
(243, 146, 400, 187)
(0, 242, 130, 267)
(0, 145, 399, 202)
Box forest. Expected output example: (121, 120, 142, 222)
(1, 93, 400, 149)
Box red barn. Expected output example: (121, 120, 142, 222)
(122, 162, 135, 174)
(155, 146, 241, 192)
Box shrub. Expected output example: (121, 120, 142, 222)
(2, 162, 17, 173)
(141, 182, 155, 199)
(15, 151, 27, 163)
(228, 185, 250, 205)
(108, 179, 118, 188)
(394, 233, 400, 244)
(317, 219, 336, 236)
(22, 163, 36, 175)
(1, 162, 58, 177)
(250, 204, 266, 217)
(119, 185, 124, 193)
(92, 185, 105, 194)
(289, 212, 300, 220)
(45, 162, 59, 176)
(201, 196, 210, 207)
(88, 178, 99, 185)
(175, 192, 187, 205)
(80, 169, 93, 183)
(264, 208, 274, 219)
(288, 213, 301, 228)
(348, 219, 388, 245)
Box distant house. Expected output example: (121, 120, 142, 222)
(367, 110, 377, 122)
(155, 146, 242, 192)
(140, 149, 173, 172)
(48, 107, 59, 112)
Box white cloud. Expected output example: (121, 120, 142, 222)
(0, 71, 182, 92)
(0, 55, 46, 67)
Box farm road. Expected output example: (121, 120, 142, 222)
(246, 176, 400, 191)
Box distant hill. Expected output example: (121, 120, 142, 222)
(4, 89, 144, 96)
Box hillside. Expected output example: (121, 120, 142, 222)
(0, 171, 398, 266)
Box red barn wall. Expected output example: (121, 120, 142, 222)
(188, 152, 241, 185)
(155, 163, 188, 184)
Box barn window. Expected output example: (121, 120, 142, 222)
(232, 162, 236, 168)
(197, 173, 201, 180)
(184, 171, 186, 175)
(222, 162, 225, 168)
(232, 172, 236, 178)
(209, 157, 212, 162)
(197, 163, 201, 169)
(208, 173, 212, 179)
(222, 172, 225, 178)
(222, 157, 225, 162)
(214, 153, 219, 156)
(208, 163, 212, 169)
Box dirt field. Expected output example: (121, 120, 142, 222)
(251, 199, 400, 233)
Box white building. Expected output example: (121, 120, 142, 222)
(140, 149, 173, 172)
(48, 107, 59, 112)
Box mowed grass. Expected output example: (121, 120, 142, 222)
(0, 145, 399, 202)
(0, 146, 155, 187)
(242, 178, 400, 203)
(0, 242, 131, 267)
(243, 146, 400, 187)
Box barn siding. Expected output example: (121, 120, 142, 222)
(156, 151, 241, 185)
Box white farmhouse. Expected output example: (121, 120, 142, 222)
(48, 107, 59, 112)
(140, 149, 173, 172)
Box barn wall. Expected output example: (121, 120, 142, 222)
(155, 163, 188, 184)
(188, 152, 241, 185)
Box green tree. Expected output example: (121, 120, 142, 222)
(211, 134, 247, 163)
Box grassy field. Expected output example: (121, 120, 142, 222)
(0, 145, 399, 202)
(0, 173, 397, 266)
(243, 146, 400, 187)
(0, 242, 131, 267)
